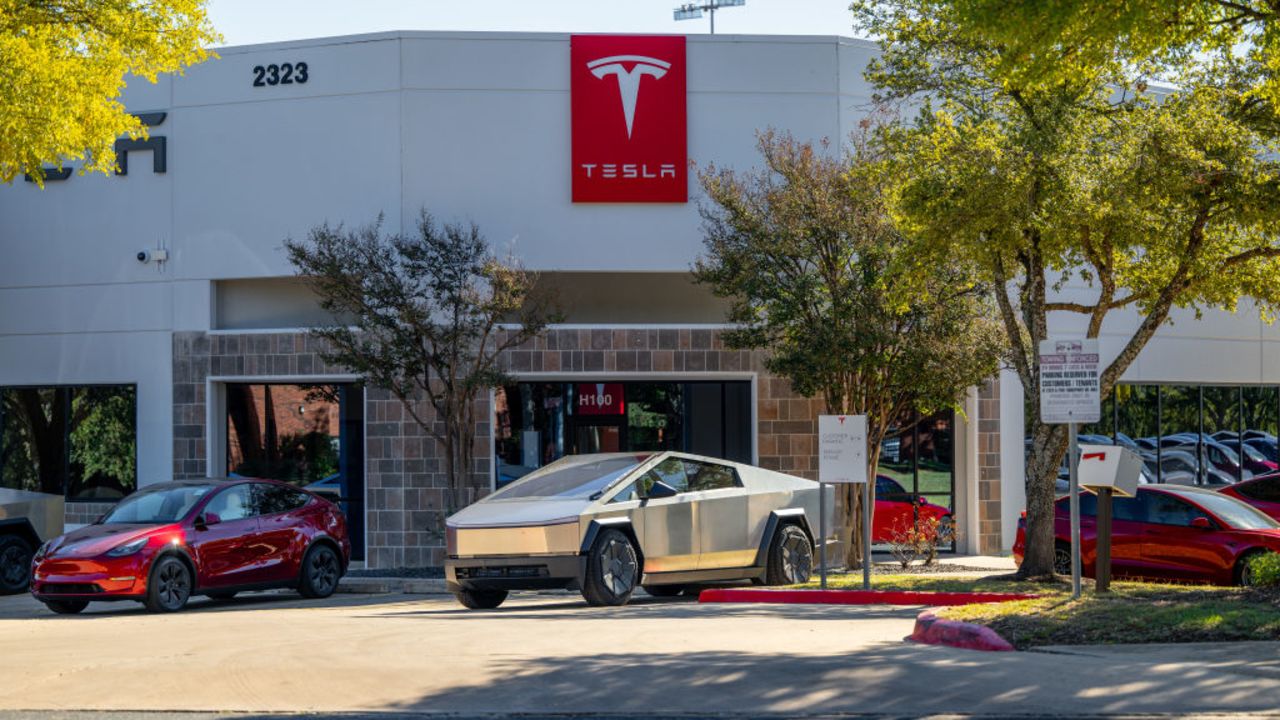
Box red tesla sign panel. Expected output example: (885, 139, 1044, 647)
(571, 34, 687, 203)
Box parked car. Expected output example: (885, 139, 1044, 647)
(1246, 436, 1279, 463)
(1219, 472, 1280, 521)
(30, 478, 350, 614)
(1013, 484, 1280, 585)
(0, 488, 64, 595)
(873, 475, 951, 543)
(1218, 439, 1279, 475)
(445, 451, 832, 609)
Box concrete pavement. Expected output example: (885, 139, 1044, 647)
(1, 590, 1278, 716)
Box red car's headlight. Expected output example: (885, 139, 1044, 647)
(105, 537, 149, 557)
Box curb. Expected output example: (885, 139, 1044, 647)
(697, 588, 1038, 606)
(337, 577, 449, 595)
(910, 609, 1015, 652)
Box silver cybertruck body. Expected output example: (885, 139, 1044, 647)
(445, 451, 833, 608)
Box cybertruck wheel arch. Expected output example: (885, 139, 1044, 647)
(580, 517, 645, 572)
(753, 509, 815, 569)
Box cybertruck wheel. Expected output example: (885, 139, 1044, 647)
(0, 535, 33, 594)
(43, 600, 88, 615)
(764, 525, 813, 586)
(298, 544, 341, 599)
(582, 528, 638, 607)
(455, 588, 508, 609)
(642, 584, 685, 598)
(144, 556, 192, 613)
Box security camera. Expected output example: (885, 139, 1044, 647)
(137, 250, 151, 263)
(136, 248, 169, 264)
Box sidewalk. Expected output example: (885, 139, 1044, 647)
(337, 554, 1018, 595)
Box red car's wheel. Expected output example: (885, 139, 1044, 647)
(144, 556, 192, 613)
(299, 544, 341, 599)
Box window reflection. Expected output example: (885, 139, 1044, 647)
(0, 385, 137, 500)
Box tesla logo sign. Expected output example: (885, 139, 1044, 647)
(572, 35, 687, 203)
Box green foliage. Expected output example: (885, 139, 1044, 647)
(693, 130, 1002, 566)
(284, 210, 560, 514)
(69, 386, 136, 489)
(857, 0, 1280, 577)
(0, 0, 219, 183)
(945, 1, 1280, 114)
(1248, 551, 1280, 587)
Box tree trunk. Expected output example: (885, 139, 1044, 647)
(1017, 421, 1068, 578)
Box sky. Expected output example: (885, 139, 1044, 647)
(205, 0, 864, 47)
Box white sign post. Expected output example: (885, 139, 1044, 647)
(818, 415, 868, 590)
(1038, 338, 1101, 599)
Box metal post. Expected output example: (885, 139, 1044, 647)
(862, 477, 872, 591)
(1069, 422, 1082, 599)
(1096, 487, 1113, 593)
(709, 6, 715, 33)
(818, 480, 827, 589)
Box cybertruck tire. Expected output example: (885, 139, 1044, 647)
(582, 528, 638, 607)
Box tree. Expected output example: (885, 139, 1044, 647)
(944, 1, 1280, 107)
(1, 0, 218, 184)
(857, 0, 1280, 578)
(285, 211, 559, 522)
(694, 131, 1003, 568)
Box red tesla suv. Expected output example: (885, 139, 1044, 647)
(1012, 484, 1280, 586)
(30, 478, 350, 614)
(1219, 472, 1280, 521)
(873, 475, 952, 543)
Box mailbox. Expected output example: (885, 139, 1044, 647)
(1076, 444, 1143, 497)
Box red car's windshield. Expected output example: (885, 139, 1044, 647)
(102, 484, 216, 524)
(1184, 490, 1279, 530)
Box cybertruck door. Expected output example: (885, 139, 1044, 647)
(685, 459, 753, 570)
(635, 457, 700, 573)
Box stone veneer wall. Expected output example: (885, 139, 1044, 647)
(65, 502, 116, 526)
(976, 378, 1003, 554)
(172, 328, 1002, 568)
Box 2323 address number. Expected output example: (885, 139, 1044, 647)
(252, 62, 309, 87)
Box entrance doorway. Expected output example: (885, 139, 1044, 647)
(223, 382, 365, 560)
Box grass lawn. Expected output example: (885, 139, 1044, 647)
(799, 572, 1280, 649)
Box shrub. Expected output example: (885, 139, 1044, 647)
(1247, 551, 1280, 587)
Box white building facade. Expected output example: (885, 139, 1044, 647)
(1, 31, 1277, 568)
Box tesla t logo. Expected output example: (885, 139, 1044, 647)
(571, 35, 686, 203)
(587, 55, 671, 138)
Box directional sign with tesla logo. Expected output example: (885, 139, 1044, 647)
(818, 415, 868, 484)
(571, 35, 687, 203)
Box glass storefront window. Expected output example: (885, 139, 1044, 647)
(493, 381, 752, 489)
(0, 385, 137, 500)
(225, 382, 364, 559)
(876, 408, 955, 551)
(1057, 383, 1280, 487)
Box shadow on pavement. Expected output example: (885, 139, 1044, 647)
(0, 589, 419, 620)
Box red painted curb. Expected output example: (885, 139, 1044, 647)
(910, 609, 1015, 652)
(697, 588, 1038, 606)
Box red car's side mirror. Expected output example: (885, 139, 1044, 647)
(197, 512, 222, 528)
(1191, 516, 1213, 530)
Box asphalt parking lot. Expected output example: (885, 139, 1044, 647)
(2, 589, 1280, 717)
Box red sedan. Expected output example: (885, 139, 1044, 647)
(30, 478, 349, 614)
(1013, 485, 1280, 586)
(874, 475, 952, 543)
(1219, 472, 1280, 521)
